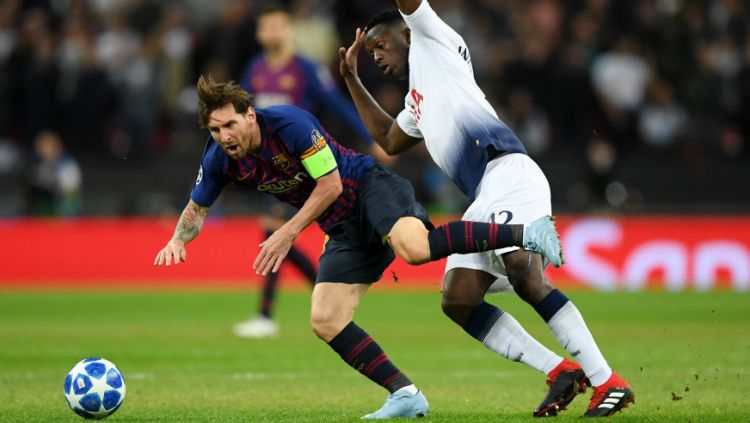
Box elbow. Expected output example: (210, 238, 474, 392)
(377, 138, 399, 156)
(383, 145, 399, 156)
(316, 171, 343, 203)
(329, 178, 343, 198)
(334, 181, 343, 197)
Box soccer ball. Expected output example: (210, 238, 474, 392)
(64, 357, 126, 419)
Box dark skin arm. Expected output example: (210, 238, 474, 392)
(338, 28, 422, 155)
(253, 169, 343, 276)
(395, 0, 422, 15)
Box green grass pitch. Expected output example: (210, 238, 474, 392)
(1, 288, 748, 422)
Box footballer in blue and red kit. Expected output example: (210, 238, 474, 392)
(154, 75, 565, 417)
(240, 54, 371, 141)
(191, 104, 432, 283)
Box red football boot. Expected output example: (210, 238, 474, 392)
(583, 372, 634, 417)
(533, 358, 589, 417)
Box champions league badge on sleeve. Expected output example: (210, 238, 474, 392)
(310, 130, 327, 151)
(195, 166, 203, 185)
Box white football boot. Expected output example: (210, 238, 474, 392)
(361, 389, 429, 419)
(233, 315, 279, 338)
(523, 216, 565, 267)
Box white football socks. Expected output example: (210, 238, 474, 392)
(480, 312, 562, 375)
(394, 384, 419, 396)
(547, 301, 612, 386)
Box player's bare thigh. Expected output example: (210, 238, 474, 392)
(442, 267, 496, 325)
(387, 216, 430, 265)
(310, 282, 369, 341)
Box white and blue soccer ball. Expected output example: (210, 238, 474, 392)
(64, 357, 126, 420)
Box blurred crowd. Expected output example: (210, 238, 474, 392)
(0, 0, 748, 216)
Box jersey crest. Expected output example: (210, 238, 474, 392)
(271, 152, 291, 171)
(279, 73, 296, 90)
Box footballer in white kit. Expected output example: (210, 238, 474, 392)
(340, 0, 634, 418)
(393, 0, 549, 289)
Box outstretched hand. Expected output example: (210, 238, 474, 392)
(253, 226, 298, 276)
(154, 239, 186, 267)
(339, 27, 366, 79)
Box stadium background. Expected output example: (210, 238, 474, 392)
(0, 0, 747, 290)
(1, 1, 749, 422)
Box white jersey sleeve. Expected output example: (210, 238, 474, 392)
(396, 108, 422, 138)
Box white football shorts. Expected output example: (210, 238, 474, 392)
(444, 153, 552, 293)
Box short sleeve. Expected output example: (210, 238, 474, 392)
(190, 153, 228, 207)
(274, 106, 338, 179)
(396, 108, 423, 139)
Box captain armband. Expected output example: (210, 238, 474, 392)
(301, 143, 337, 179)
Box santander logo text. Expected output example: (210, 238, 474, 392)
(555, 217, 750, 291)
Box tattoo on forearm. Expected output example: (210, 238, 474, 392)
(173, 204, 208, 243)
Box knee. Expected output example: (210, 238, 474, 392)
(393, 241, 429, 265)
(310, 307, 344, 342)
(505, 260, 533, 285)
(441, 293, 481, 325)
(505, 260, 551, 306)
(388, 218, 430, 265)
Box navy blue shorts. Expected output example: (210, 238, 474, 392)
(316, 165, 433, 284)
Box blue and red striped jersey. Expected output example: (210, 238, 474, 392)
(190, 105, 375, 232)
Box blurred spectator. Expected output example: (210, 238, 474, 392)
(0, 137, 22, 177)
(737, 37, 750, 156)
(18, 8, 62, 143)
(95, 7, 158, 158)
(638, 78, 687, 150)
(580, 136, 618, 210)
(0, 0, 745, 215)
(504, 89, 551, 156)
(685, 41, 725, 155)
(290, 0, 340, 67)
(0, 0, 20, 136)
(194, 0, 257, 81)
(95, 9, 140, 87)
(24, 131, 82, 216)
(58, 16, 117, 153)
(155, 4, 191, 118)
(589, 35, 650, 157)
(591, 36, 651, 114)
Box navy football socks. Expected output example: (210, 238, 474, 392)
(328, 322, 412, 393)
(428, 221, 524, 260)
(533, 289, 570, 322)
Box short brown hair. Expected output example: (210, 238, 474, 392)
(196, 75, 254, 128)
(257, 1, 287, 18)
